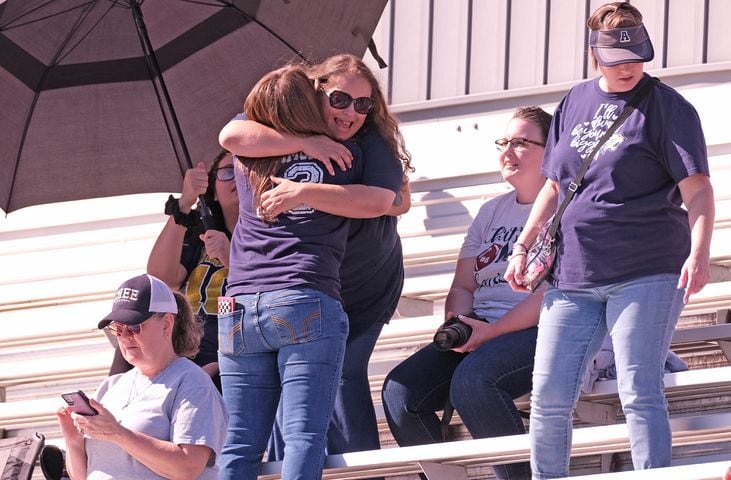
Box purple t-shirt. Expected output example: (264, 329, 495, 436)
(543, 74, 709, 288)
(227, 145, 364, 301)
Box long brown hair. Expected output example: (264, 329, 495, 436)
(308, 54, 413, 173)
(171, 291, 202, 358)
(241, 65, 331, 220)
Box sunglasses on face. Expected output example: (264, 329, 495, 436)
(494, 137, 545, 152)
(105, 321, 143, 337)
(214, 165, 235, 182)
(326, 90, 375, 115)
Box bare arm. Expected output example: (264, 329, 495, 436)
(219, 118, 352, 175)
(444, 258, 478, 321)
(678, 173, 715, 303)
(103, 429, 211, 480)
(505, 178, 560, 291)
(56, 408, 87, 480)
(388, 175, 412, 216)
(74, 400, 212, 480)
(261, 177, 396, 218)
(452, 286, 545, 353)
(146, 217, 190, 290)
(147, 162, 208, 289)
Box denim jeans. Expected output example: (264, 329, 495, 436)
(381, 326, 538, 480)
(327, 318, 385, 454)
(530, 274, 684, 479)
(268, 319, 385, 461)
(217, 287, 348, 480)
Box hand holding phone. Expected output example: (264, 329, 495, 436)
(61, 390, 98, 416)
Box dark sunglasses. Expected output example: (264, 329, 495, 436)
(214, 165, 235, 182)
(494, 137, 545, 152)
(326, 90, 375, 115)
(106, 321, 143, 337)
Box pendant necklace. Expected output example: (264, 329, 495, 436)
(122, 356, 178, 409)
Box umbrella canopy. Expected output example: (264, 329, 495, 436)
(0, 0, 387, 214)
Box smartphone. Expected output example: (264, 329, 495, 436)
(61, 390, 98, 416)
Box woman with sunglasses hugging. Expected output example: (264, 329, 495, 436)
(107, 151, 238, 390)
(218, 65, 371, 480)
(57, 274, 227, 480)
(219, 53, 412, 467)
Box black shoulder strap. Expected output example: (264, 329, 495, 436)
(548, 76, 658, 237)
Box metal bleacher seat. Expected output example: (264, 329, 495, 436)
(257, 412, 731, 480)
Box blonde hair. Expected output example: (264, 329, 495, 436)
(171, 291, 202, 358)
(241, 65, 331, 220)
(587, 2, 644, 70)
(308, 54, 413, 173)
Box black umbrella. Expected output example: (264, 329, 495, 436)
(0, 0, 387, 215)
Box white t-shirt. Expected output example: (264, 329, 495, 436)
(459, 190, 532, 321)
(85, 357, 228, 480)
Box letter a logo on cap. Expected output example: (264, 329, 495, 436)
(619, 30, 631, 43)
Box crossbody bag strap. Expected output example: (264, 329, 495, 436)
(547, 76, 658, 237)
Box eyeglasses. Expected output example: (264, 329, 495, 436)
(326, 90, 375, 115)
(494, 137, 545, 152)
(214, 165, 235, 182)
(105, 321, 143, 337)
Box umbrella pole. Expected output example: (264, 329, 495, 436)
(130, 1, 215, 230)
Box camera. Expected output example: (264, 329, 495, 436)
(433, 316, 473, 351)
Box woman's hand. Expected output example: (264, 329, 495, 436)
(449, 314, 497, 353)
(71, 399, 124, 441)
(300, 135, 353, 175)
(260, 177, 305, 217)
(678, 173, 715, 304)
(57, 406, 89, 479)
(179, 161, 209, 212)
(679, 254, 710, 304)
(57, 406, 84, 443)
(199, 230, 231, 267)
(505, 249, 530, 293)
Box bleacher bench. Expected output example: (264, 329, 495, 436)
(257, 412, 731, 480)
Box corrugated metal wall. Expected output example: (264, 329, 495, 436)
(367, 0, 731, 105)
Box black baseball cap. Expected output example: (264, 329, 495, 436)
(98, 274, 178, 329)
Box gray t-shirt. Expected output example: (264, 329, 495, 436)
(86, 357, 228, 480)
(459, 190, 532, 321)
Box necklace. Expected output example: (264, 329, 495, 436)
(122, 356, 178, 409)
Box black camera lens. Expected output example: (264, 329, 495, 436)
(433, 316, 473, 351)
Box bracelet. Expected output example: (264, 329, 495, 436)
(509, 251, 527, 261)
(164, 195, 199, 229)
(513, 242, 528, 252)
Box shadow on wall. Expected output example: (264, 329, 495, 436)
(421, 189, 473, 237)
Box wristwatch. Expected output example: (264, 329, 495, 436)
(164, 195, 198, 228)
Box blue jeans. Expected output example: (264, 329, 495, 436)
(381, 326, 538, 480)
(328, 318, 385, 453)
(217, 287, 348, 480)
(268, 317, 386, 478)
(530, 274, 684, 479)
